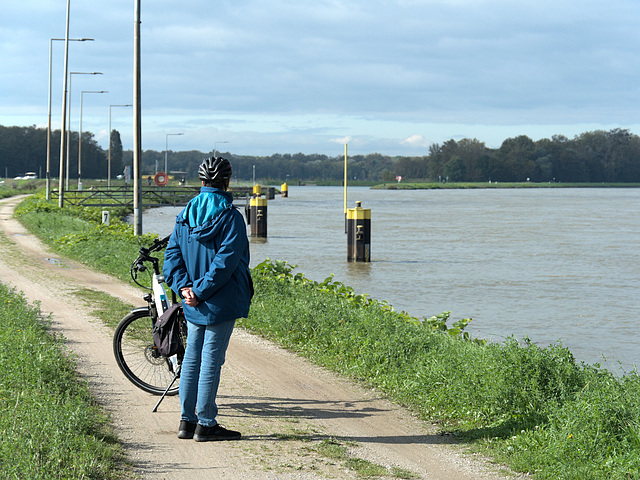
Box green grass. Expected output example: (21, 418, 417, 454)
(243, 262, 585, 431)
(15, 193, 156, 281)
(72, 288, 133, 330)
(265, 428, 418, 478)
(0, 179, 45, 198)
(241, 260, 640, 480)
(12, 193, 640, 479)
(316, 438, 401, 478)
(0, 283, 128, 479)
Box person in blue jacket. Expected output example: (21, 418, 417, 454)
(163, 156, 252, 442)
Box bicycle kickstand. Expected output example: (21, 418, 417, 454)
(152, 365, 181, 413)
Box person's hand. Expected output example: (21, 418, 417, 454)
(180, 287, 200, 307)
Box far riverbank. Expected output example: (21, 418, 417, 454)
(372, 181, 640, 189)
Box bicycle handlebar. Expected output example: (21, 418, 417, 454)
(138, 235, 171, 258)
(131, 235, 172, 286)
(149, 235, 171, 253)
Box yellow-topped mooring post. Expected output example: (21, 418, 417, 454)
(347, 201, 370, 262)
(253, 184, 262, 196)
(281, 182, 288, 198)
(250, 196, 268, 237)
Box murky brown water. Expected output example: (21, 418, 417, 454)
(141, 186, 640, 373)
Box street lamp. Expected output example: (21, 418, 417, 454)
(164, 133, 184, 176)
(46, 37, 93, 200)
(108, 104, 132, 188)
(78, 90, 107, 189)
(213, 141, 229, 157)
(66, 71, 102, 189)
(58, 0, 71, 207)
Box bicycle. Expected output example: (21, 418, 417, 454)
(112, 235, 187, 410)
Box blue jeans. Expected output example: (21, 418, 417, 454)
(180, 319, 236, 427)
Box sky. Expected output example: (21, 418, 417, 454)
(2, 0, 640, 157)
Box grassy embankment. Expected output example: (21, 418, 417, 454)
(0, 192, 145, 479)
(0, 178, 45, 198)
(0, 284, 126, 479)
(6, 191, 640, 480)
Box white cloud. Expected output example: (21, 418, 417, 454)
(330, 136, 351, 146)
(402, 135, 430, 148)
(3, 0, 640, 155)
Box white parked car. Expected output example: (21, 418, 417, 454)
(13, 172, 37, 179)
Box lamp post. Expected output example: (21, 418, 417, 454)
(108, 104, 132, 188)
(213, 140, 229, 157)
(57, 0, 71, 208)
(78, 90, 107, 189)
(47, 37, 93, 200)
(133, 0, 143, 235)
(66, 71, 102, 190)
(164, 133, 184, 175)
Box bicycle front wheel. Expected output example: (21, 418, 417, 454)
(113, 309, 180, 396)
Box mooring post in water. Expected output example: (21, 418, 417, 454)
(250, 196, 268, 237)
(244, 195, 251, 225)
(253, 184, 261, 197)
(281, 182, 288, 198)
(347, 201, 370, 262)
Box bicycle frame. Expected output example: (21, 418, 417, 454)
(113, 235, 186, 411)
(132, 234, 174, 316)
(153, 272, 170, 316)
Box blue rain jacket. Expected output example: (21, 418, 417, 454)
(163, 187, 253, 325)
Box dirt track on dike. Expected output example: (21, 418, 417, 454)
(0, 195, 521, 479)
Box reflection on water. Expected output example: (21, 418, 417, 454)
(142, 186, 640, 373)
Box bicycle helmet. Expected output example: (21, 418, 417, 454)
(198, 156, 232, 186)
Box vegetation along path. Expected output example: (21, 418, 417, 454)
(0, 195, 519, 480)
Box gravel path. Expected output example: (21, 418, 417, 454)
(0, 195, 520, 479)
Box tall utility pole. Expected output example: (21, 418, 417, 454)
(165, 132, 184, 174)
(66, 71, 102, 190)
(132, 0, 142, 235)
(58, 0, 71, 208)
(47, 37, 93, 200)
(344, 142, 348, 233)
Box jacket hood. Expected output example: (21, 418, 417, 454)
(177, 187, 234, 241)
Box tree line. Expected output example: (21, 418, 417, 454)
(0, 125, 123, 180)
(2, 124, 640, 183)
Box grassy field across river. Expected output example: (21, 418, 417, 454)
(5, 191, 640, 479)
(372, 181, 640, 189)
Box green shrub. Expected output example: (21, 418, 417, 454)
(244, 262, 587, 430)
(240, 258, 640, 479)
(501, 371, 640, 479)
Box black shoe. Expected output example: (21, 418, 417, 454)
(193, 424, 242, 442)
(177, 421, 197, 439)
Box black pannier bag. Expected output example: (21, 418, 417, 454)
(152, 303, 185, 357)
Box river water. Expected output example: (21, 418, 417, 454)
(140, 186, 640, 373)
